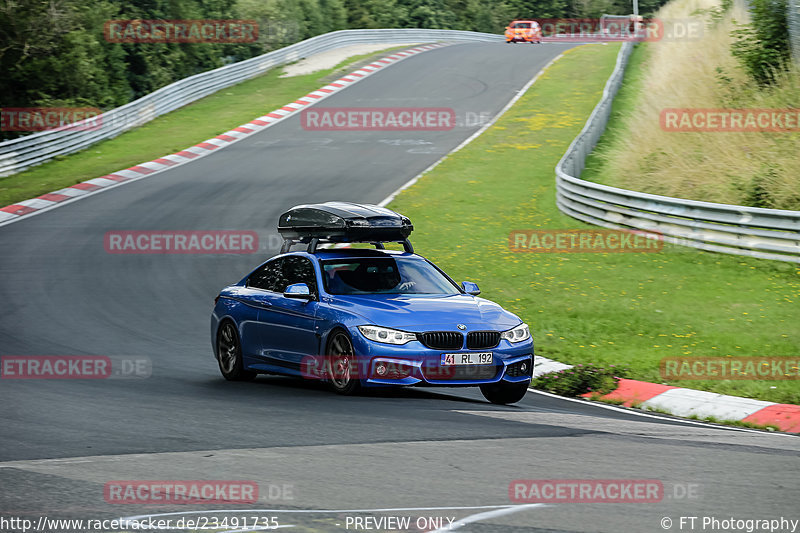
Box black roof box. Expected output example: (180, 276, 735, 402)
(278, 202, 414, 252)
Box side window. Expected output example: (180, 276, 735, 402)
(247, 258, 284, 291)
(282, 256, 318, 296)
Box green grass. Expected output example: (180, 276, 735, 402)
(581, 42, 650, 184)
(0, 45, 409, 207)
(386, 43, 800, 405)
(644, 405, 676, 416)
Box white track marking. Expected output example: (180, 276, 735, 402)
(378, 49, 569, 207)
(428, 504, 546, 532)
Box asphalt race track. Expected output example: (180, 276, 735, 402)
(1, 42, 798, 532)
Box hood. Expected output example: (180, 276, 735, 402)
(330, 293, 521, 331)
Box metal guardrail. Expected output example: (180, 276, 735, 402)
(0, 29, 502, 177)
(555, 42, 800, 263)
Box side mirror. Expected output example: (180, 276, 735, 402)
(461, 281, 480, 295)
(284, 283, 313, 300)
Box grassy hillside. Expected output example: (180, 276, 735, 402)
(582, 0, 800, 210)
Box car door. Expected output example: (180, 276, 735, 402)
(241, 258, 284, 366)
(256, 255, 321, 372)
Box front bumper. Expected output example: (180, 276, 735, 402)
(350, 334, 534, 387)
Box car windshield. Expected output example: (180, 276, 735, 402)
(513, 22, 532, 28)
(321, 256, 461, 295)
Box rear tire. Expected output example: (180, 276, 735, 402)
(326, 330, 361, 395)
(216, 321, 257, 381)
(480, 381, 530, 405)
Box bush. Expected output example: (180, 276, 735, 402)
(731, 0, 791, 85)
(531, 363, 628, 397)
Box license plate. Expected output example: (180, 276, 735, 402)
(441, 353, 493, 366)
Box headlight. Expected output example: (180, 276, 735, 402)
(501, 323, 531, 343)
(358, 325, 417, 345)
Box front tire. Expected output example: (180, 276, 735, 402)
(480, 381, 530, 405)
(326, 330, 361, 395)
(216, 321, 257, 381)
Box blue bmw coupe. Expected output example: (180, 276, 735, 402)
(211, 202, 534, 404)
